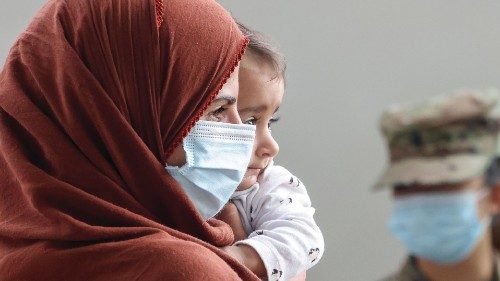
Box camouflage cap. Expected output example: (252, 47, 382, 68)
(374, 88, 500, 189)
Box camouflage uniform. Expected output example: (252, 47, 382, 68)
(381, 256, 500, 281)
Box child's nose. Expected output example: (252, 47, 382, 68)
(256, 129, 279, 158)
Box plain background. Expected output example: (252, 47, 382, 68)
(1, 1, 500, 280)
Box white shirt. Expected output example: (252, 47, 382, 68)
(231, 162, 324, 281)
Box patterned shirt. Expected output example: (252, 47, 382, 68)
(231, 161, 324, 281)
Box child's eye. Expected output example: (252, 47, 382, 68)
(268, 116, 281, 130)
(243, 117, 257, 125)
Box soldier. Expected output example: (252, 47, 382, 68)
(375, 89, 500, 281)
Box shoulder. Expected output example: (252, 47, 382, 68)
(252, 162, 313, 210)
(253, 163, 310, 209)
(378, 256, 423, 281)
(258, 161, 304, 189)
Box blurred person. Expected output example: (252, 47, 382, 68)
(375, 89, 500, 281)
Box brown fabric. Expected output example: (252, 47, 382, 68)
(0, 0, 255, 280)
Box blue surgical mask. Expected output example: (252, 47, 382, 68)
(166, 120, 255, 220)
(389, 191, 489, 264)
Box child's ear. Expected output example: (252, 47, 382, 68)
(489, 184, 500, 214)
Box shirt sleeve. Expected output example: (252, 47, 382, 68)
(233, 164, 324, 281)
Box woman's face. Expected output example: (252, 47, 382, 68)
(202, 65, 242, 124)
(166, 65, 242, 166)
(237, 52, 284, 190)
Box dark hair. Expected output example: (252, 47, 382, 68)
(485, 157, 500, 251)
(236, 21, 286, 81)
(485, 158, 500, 188)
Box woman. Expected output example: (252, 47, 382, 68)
(0, 0, 259, 280)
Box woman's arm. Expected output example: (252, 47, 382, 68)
(216, 202, 248, 242)
(217, 203, 267, 278)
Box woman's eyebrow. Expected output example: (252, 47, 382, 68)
(213, 95, 236, 105)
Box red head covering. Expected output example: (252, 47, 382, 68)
(0, 0, 256, 280)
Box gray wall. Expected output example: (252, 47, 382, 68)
(2, 1, 500, 280)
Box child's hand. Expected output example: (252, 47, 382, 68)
(215, 202, 248, 242)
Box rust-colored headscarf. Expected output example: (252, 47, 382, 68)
(0, 0, 257, 280)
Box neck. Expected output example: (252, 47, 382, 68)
(418, 229, 495, 281)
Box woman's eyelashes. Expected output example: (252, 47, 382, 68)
(208, 106, 227, 121)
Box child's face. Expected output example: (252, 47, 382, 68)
(237, 52, 284, 190)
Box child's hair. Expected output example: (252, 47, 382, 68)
(237, 21, 286, 81)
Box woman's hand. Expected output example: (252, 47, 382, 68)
(221, 244, 306, 280)
(215, 202, 248, 242)
(217, 203, 307, 280)
(217, 204, 267, 278)
(220, 245, 267, 279)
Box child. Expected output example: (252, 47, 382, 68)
(221, 22, 324, 281)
